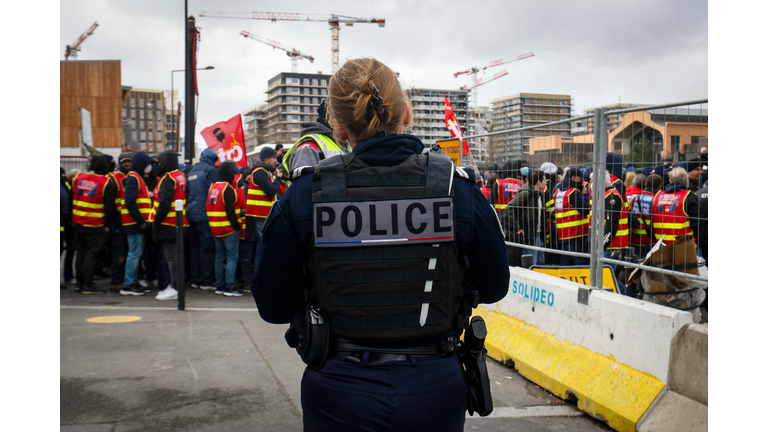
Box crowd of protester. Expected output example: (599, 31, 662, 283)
(476, 148, 708, 296)
(60, 145, 289, 299)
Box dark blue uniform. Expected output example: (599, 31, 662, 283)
(254, 133, 509, 431)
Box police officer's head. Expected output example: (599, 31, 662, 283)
(327, 58, 413, 147)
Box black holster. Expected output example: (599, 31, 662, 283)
(457, 316, 493, 416)
(285, 304, 330, 370)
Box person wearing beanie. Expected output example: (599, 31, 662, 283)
(605, 152, 627, 201)
(106, 152, 133, 291)
(206, 160, 243, 296)
(119, 152, 154, 296)
(149, 150, 188, 300)
(282, 100, 351, 172)
(71, 155, 118, 294)
(685, 159, 703, 192)
(186, 148, 219, 290)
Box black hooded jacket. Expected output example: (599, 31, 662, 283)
(84, 155, 118, 228)
(123, 153, 154, 235)
(152, 150, 183, 243)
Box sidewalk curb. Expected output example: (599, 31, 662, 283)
(476, 306, 664, 432)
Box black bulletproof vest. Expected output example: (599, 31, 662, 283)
(308, 151, 465, 344)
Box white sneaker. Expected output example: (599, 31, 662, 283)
(155, 286, 178, 301)
(151, 279, 158, 287)
(138, 279, 149, 288)
(200, 285, 216, 291)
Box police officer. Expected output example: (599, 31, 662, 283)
(282, 100, 351, 172)
(254, 58, 509, 431)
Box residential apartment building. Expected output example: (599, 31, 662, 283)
(467, 106, 491, 163)
(243, 104, 268, 152)
(122, 88, 167, 154)
(264, 72, 331, 144)
(406, 88, 468, 147)
(491, 93, 573, 159)
(163, 90, 181, 152)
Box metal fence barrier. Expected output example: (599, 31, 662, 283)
(462, 98, 708, 306)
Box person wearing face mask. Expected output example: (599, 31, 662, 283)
(119, 152, 154, 296)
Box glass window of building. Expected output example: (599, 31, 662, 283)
(312, 79, 319, 86)
(321, 79, 327, 86)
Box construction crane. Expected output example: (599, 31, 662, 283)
(454, 52, 534, 106)
(200, 12, 385, 73)
(64, 21, 99, 61)
(241, 30, 314, 72)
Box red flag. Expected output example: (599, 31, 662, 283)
(200, 114, 247, 167)
(444, 95, 469, 156)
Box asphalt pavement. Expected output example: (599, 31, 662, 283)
(60, 277, 612, 432)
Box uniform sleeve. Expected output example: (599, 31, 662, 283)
(465, 185, 510, 304)
(253, 177, 313, 324)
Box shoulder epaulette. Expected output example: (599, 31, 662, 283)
(454, 166, 475, 182)
(290, 166, 315, 180)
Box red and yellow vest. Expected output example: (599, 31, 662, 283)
(72, 172, 109, 227)
(120, 172, 152, 225)
(148, 170, 189, 227)
(651, 189, 694, 245)
(554, 187, 589, 240)
(110, 171, 126, 215)
(246, 167, 277, 218)
(629, 191, 655, 247)
(206, 182, 241, 237)
(494, 178, 523, 211)
(480, 186, 491, 199)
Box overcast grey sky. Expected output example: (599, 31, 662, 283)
(60, 0, 707, 149)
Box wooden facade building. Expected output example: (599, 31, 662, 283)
(60, 60, 123, 149)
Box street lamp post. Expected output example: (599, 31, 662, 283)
(171, 65, 214, 157)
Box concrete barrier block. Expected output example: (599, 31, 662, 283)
(669, 323, 708, 406)
(636, 391, 708, 432)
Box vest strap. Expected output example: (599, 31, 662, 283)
(317, 155, 347, 201)
(330, 310, 442, 330)
(329, 290, 441, 307)
(424, 152, 454, 197)
(325, 245, 441, 261)
(327, 269, 442, 284)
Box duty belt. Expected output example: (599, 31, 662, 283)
(333, 335, 457, 365)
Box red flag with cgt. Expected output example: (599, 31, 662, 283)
(200, 114, 247, 167)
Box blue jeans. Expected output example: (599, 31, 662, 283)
(603, 250, 626, 295)
(214, 231, 239, 290)
(124, 234, 145, 287)
(522, 237, 546, 267)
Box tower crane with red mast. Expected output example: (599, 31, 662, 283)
(240, 30, 314, 73)
(200, 12, 385, 74)
(455, 52, 534, 106)
(64, 21, 99, 61)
